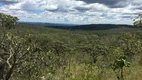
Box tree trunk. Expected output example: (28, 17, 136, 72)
(5, 64, 15, 80)
(0, 58, 5, 80)
(120, 67, 124, 80)
(0, 66, 4, 80)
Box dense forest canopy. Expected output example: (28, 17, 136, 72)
(0, 13, 142, 80)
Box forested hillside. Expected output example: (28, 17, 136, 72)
(0, 13, 142, 80)
(45, 24, 134, 30)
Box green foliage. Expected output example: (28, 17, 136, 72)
(112, 55, 130, 71)
(111, 55, 130, 80)
(8, 25, 142, 80)
(0, 13, 19, 29)
(1, 13, 142, 80)
(0, 13, 41, 80)
(0, 13, 19, 80)
(134, 14, 142, 27)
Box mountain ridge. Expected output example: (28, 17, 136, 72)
(18, 21, 134, 30)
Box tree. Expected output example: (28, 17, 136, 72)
(112, 55, 130, 80)
(0, 13, 19, 80)
(133, 14, 142, 27)
(0, 13, 39, 80)
(0, 13, 19, 45)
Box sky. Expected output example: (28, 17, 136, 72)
(0, 0, 142, 25)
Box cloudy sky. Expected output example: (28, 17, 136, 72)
(0, 0, 142, 24)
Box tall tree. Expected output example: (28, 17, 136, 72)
(0, 13, 19, 80)
(0, 13, 39, 80)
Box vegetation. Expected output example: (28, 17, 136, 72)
(134, 14, 142, 27)
(0, 13, 142, 80)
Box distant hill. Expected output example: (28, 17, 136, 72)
(45, 24, 134, 30)
(18, 21, 77, 27)
(18, 22, 135, 31)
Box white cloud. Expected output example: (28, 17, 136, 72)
(0, 0, 142, 24)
